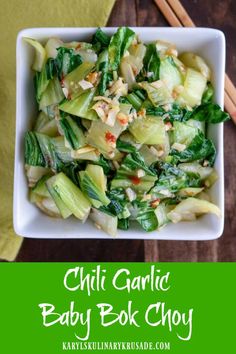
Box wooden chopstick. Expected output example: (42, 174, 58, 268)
(154, 0, 182, 26)
(224, 91, 236, 121)
(166, 0, 236, 111)
(154, 0, 236, 122)
(225, 75, 236, 105)
(144, 240, 159, 262)
(166, 0, 195, 27)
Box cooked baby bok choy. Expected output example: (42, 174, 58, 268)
(24, 27, 229, 236)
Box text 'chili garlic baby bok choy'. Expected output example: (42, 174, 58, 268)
(24, 27, 229, 236)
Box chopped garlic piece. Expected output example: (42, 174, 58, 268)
(136, 169, 145, 178)
(71, 145, 96, 158)
(93, 97, 120, 127)
(165, 122, 172, 131)
(162, 113, 170, 120)
(159, 189, 172, 197)
(94, 96, 112, 104)
(75, 145, 96, 154)
(156, 40, 176, 53)
(109, 77, 128, 97)
(92, 101, 109, 122)
(163, 104, 172, 112)
(78, 79, 93, 90)
(125, 188, 137, 202)
(171, 142, 186, 152)
(106, 107, 120, 127)
(150, 146, 164, 157)
(151, 80, 163, 89)
(108, 142, 116, 149)
(62, 87, 69, 98)
(166, 48, 178, 57)
(147, 71, 154, 78)
(142, 194, 152, 201)
(107, 151, 115, 158)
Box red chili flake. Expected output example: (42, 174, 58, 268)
(76, 43, 82, 50)
(165, 121, 172, 129)
(117, 113, 128, 126)
(129, 176, 141, 185)
(137, 108, 146, 118)
(105, 131, 116, 144)
(150, 198, 160, 208)
(61, 75, 65, 87)
(119, 118, 128, 125)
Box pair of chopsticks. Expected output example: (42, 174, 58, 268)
(154, 0, 236, 123)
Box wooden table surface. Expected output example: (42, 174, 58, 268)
(16, 0, 236, 262)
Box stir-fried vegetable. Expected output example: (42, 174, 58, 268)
(47, 172, 91, 221)
(80, 164, 110, 207)
(24, 27, 229, 236)
(24, 37, 46, 71)
(167, 197, 221, 223)
(108, 27, 135, 71)
(59, 115, 85, 150)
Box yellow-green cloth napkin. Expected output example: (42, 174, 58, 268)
(0, 0, 116, 261)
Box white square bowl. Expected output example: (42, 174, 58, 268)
(14, 27, 225, 240)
